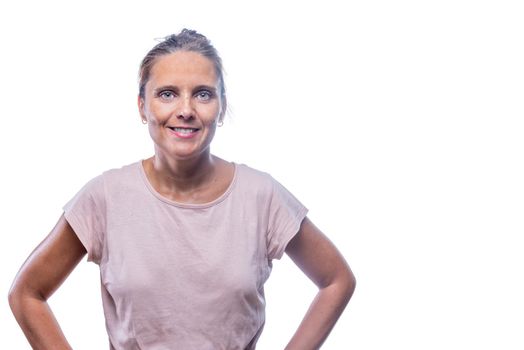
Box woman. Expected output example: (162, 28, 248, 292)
(9, 29, 356, 349)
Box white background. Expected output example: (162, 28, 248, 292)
(1, 0, 523, 349)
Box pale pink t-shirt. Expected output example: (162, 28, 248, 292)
(63, 161, 308, 350)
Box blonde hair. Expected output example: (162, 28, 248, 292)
(138, 29, 226, 103)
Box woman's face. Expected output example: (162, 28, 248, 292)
(139, 51, 225, 161)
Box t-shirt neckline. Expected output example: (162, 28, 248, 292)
(138, 160, 238, 209)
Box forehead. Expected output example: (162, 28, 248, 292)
(148, 51, 218, 87)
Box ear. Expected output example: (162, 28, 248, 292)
(138, 95, 147, 123)
(219, 95, 227, 123)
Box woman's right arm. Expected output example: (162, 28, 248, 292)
(8, 214, 87, 350)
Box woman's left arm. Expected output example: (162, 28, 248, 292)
(284, 217, 356, 350)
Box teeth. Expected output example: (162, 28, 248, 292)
(172, 127, 196, 134)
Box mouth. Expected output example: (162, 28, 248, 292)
(167, 126, 200, 138)
(168, 126, 199, 133)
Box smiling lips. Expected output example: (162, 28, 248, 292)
(167, 126, 200, 139)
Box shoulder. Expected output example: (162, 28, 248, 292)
(101, 160, 142, 180)
(235, 163, 306, 209)
(95, 160, 142, 189)
(230, 163, 279, 205)
(235, 163, 276, 190)
(233, 163, 303, 207)
(64, 160, 143, 214)
(77, 161, 142, 198)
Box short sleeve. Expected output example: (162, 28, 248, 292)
(266, 177, 308, 260)
(63, 175, 106, 264)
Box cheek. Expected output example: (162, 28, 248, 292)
(199, 104, 222, 125)
(145, 104, 170, 124)
(204, 125, 218, 143)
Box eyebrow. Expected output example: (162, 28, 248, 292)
(153, 85, 178, 95)
(193, 85, 218, 94)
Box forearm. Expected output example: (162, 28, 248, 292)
(285, 279, 355, 350)
(9, 293, 73, 350)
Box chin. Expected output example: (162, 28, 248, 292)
(170, 148, 210, 161)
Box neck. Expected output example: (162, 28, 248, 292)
(149, 149, 216, 193)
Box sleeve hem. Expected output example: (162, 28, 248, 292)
(271, 206, 309, 260)
(63, 209, 96, 263)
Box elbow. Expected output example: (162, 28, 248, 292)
(8, 280, 24, 314)
(8, 279, 39, 315)
(321, 266, 356, 305)
(320, 264, 356, 304)
(8, 284, 21, 315)
(348, 271, 356, 300)
(340, 268, 356, 303)
(348, 266, 356, 289)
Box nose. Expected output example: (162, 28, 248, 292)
(176, 95, 194, 120)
